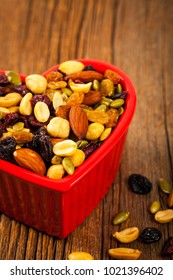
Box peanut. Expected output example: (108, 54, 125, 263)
(34, 101, 50, 123)
(19, 92, 33, 115)
(67, 251, 94, 260)
(113, 227, 139, 243)
(108, 248, 142, 260)
(154, 209, 173, 223)
(53, 139, 77, 157)
(0, 92, 22, 107)
(52, 91, 63, 110)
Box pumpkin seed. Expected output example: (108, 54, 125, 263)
(76, 140, 88, 149)
(5, 71, 22, 86)
(110, 98, 125, 108)
(118, 106, 124, 116)
(62, 157, 75, 175)
(158, 178, 172, 194)
(149, 200, 161, 214)
(113, 210, 130, 225)
(117, 83, 123, 93)
(100, 97, 112, 106)
(95, 104, 107, 112)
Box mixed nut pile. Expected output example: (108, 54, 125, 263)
(0, 60, 126, 179)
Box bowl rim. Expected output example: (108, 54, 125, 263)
(0, 59, 136, 192)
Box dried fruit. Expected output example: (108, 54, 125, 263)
(128, 174, 152, 194)
(149, 200, 161, 214)
(105, 108, 119, 128)
(66, 91, 84, 106)
(113, 211, 130, 225)
(100, 79, 115, 96)
(161, 237, 173, 256)
(86, 110, 110, 124)
(113, 227, 139, 243)
(139, 227, 162, 243)
(104, 69, 121, 84)
(67, 252, 94, 260)
(13, 148, 46, 175)
(158, 178, 172, 194)
(0, 136, 16, 161)
(69, 106, 88, 139)
(154, 209, 173, 223)
(108, 248, 142, 260)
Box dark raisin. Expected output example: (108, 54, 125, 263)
(82, 141, 99, 159)
(0, 137, 16, 162)
(31, 95, 51, 108)
(161, 237, 173, 256)
(12, 84, 29, 96)
(2, 113, 20, 131)
(111, 91, 127, 100)
(83, 65, 96, 71)
(128, 173, 152, 194)
(139, 227, 162, 243)
(26, 128, 53, 165)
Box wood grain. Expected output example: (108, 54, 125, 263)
(0, 0, 173, 260)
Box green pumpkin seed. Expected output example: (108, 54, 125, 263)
(158, 178, 172, 194)
(95, 104, 107, 112)
(5, 71, 22, 86)
(117, 83, 123, 93)
(110, 98, 125, 108)
(149, 200, 161, 214)
(101, 97, 112, 106)
(62, 157, 75, 175)
(76, 140, 88, 149)
(118, 106, 124, 116)
(113, 211, 130, 225)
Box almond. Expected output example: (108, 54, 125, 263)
(13, 148, 46, 175)
(82, 90, 102, 106)
(69, 105, 88, 139)
(64, 70, 104, 82)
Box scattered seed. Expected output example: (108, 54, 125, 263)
(113, 227, 139, 243)
(167, 191, 173, 208)
(161, 237, 173, 256)
(154, 209, 173, 223)
(158, 178, 172, 194)
(113, 211, 130, 225)
(149, 200, 161, 214)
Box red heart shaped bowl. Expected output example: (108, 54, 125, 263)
(0, 59, 136, 238)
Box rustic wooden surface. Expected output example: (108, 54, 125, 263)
(0, 0, 173, 260)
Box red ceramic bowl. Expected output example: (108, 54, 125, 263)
(0, 59, 136, 238)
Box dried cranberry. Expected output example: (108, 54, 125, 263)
(0, 73, 9, 85)
(27, 115, 44, 129)
(128, 174, 152, 194)
(0, 137, 16, 162)
(31, 95, 51, 108)
(82, 141, 99, 159)
(2, 113, 20, 130)
(161, 237, 173, 256)
(139, 227, 162, 243)
(12, 84, 29, 96)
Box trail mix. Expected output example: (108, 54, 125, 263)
(0, 60, 127, 179)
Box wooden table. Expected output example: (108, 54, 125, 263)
(0, 0, 172, 260)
